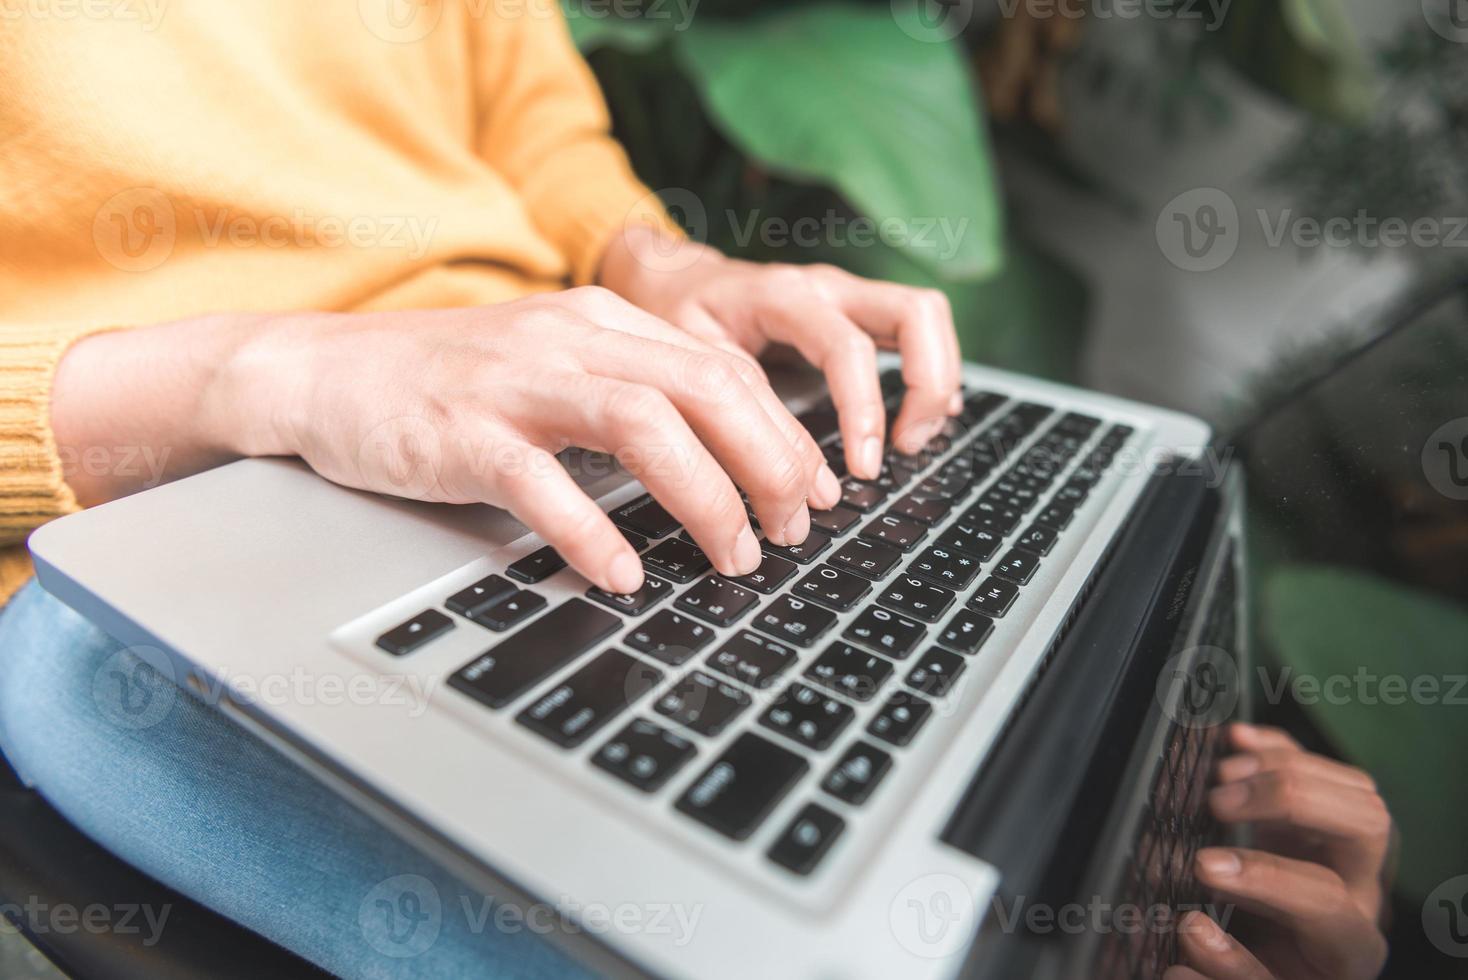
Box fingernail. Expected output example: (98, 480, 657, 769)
(609, 551, 644, 594)
(782, 505, 810, 546)
(1195, 914, 1232, 952)
(731, 524, 762, 575)
(1197, 848, 1242, 878)
(860, 436, 882, 479)
(947, 392, 963, 415)
(814, 465, 841, 507)
(1220, 754, 1259, 780)
(1209, 781, 1250, 811)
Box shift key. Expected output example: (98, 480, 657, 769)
(449, 598, 620, 710)
(675, 733, 809, 841)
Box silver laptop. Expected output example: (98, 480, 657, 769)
(28, 355, 1244, 979)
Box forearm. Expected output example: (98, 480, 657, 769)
(49, 312, 299, 507)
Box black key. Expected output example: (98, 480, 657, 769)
(759, 682, 854, 750)
(828, 537, 903, 580)
(804, 643, 894, 703)
(969, 577, 1020, 618)
(675, 576, 760, 627)
(967, 496, 1022, 534)
(821, 741, 893, 805)
(676, 733, 809, 841)
(809, 504, 860, 536)
(1015, 522, 1057, 556)
(724, 553, 798, 594)
(993, 548, 1041, 586)
(907, 546, 981, 591)
(506, 545, 566, 584)
(877, 576, 955, 623)
(839, 477, 888, 513)
(938, 521, 1002, 562)
(912, 471, 969, 502)
(867, 691, 933, 746)
(469, 589, 547, 631)
(376, 609, 454, 656)
(655, 670, 752, 737)
(517, 650, 662, 748)
(797, 405, 840, 444)
(586, 576, 673, 616)
(889, 494, 953, 526)
(641, 537, 711, 584)
(1035, 501, 1075, 530)
(794, 564, 872, 612)
(449, 598, 621, 709)
(905, 648, 967, 697)
(843, 605, 925, 660)
(1053, 481, 1089, 506)
(753, 595, 837, 648)
(445, 575, 518, 618)
(611, 494, 680, 539)
(706, 630, 797, 690)
(762, 528, 831, 565)
(620, 528, 649, 553)
(860, 514, 927, 553)
(937, 608, 995, 655)
(767, 804, 845, 876)
(593, 719, 696, 793)
(624, 610, 714, 666)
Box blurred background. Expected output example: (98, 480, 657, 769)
(560, 0, 1468, 976)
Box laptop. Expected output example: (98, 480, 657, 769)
(28, 350, 1247, 979)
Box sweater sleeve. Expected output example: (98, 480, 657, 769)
(0, 324, 115, 547)
(472, 2, 681, 285)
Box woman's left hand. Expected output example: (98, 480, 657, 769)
(599, 225, 963, 482)
(1165, 723, 1393, 980)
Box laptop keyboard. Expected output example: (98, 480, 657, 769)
(371, 369, 1133, 877)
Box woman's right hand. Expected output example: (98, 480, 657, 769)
(238, 287, 841, 593)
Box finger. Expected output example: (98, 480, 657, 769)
(810, 268, 961, 453)
(1162, 968, 1213, 980)
(455, 436, 642, 594)
(569, 331, 820, 545)
(512, 374, 761, 579)
(1216, 750, 1376, 792)
(1174, 911, 1274, 980)
(563, 289, 838, 521)
(754, 294, 886, 481)
(1228, 722, 1301, 754)
(1208, 769, 1391, 903)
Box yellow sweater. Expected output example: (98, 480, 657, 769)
(0, 0, 671, 603)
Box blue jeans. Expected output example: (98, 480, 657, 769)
(0, 580, 595, 979)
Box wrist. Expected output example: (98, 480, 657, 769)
(209, 311, 326, 460)
(596, 223, 725, 307)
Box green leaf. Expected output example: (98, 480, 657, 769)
(672, 3, 1002, 279)
(562, 3, 672, 53)
(1263, 564, 1468, 902)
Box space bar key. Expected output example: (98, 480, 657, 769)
(448, 598, 621, 710)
